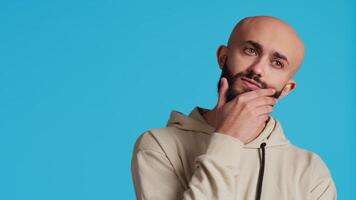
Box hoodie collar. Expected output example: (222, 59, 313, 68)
(166, 106, 216, 134)
(167, 106, 290, 148)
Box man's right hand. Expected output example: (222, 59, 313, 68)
(214, 77, 277, 144)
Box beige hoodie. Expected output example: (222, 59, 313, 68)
(131, 106, 337, 200)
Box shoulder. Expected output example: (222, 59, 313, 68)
(285, 144, 332, 177)
(133, 126, 187, 153)
(286, 145, 337, 198)
(289, 144, 329, 162)
(133, 126, 211, 160)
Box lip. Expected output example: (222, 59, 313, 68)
(241, 77, 262, 90)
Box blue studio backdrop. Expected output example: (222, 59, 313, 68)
(0, 0, 354, 199)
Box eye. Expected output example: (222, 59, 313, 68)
(272, 60, 284, 69)
(243, 48, 257, 56)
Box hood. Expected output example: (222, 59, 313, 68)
(166, 106, 290, 149)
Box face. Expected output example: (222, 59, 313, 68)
(218, 58, 284, 102)
(217, 17, 304, 103)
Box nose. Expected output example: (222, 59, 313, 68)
(247, 57, 267, 77)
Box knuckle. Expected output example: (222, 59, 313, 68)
(265, 97, 273, 103)
(235, 97, 240, 104)
(238, 99, 247, 107)
(238, 95, 245, 102)
(234, 98, 240, 106)
(264, 106, 269, 112)
(252, 110, 258, 116)
(245, 102, 253, 110)
(264, 97, 274, 105)
(261, 114, 268, 120)
(263, 97, 269, 104)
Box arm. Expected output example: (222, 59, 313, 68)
(131, 132, 244, 200)
(131, 79, 275, 199)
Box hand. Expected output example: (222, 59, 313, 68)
(214, 77, 277, 144)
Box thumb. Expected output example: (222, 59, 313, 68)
(216, 77, 229, 108)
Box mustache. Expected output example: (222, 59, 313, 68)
(217, 60, 283, 101)
(220, 64, 268, 89)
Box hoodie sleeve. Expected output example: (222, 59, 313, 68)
(308, 154, 337, 200)
(131, 131, 244, 200)
(182, 132, 244, 199)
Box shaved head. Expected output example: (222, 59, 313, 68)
(227, 16, 305, 73)
(216, 16, 305, 101)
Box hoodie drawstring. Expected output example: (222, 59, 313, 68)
(256, 142, 266, 200)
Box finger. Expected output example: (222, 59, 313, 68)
(258, 114, 270, 122)
(216, 77, 229, 108)
(254, 105, 274, 116)
(238, 88, 276, 102)
(248, 96, 277, 108)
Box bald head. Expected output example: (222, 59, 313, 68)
(227, 16, 305, 73)
(215, 16, 306, 100)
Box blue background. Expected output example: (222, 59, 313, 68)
(0, 0, 354, 199)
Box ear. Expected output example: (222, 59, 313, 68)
(279, 79, 297, 99)
(216, 45, 228, 69)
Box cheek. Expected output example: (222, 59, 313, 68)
(230, 54, 255, 73)
(265, 78, 288, 92)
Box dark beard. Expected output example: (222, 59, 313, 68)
(217, 59, 283, 103)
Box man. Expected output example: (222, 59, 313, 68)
(131, 16, 337, 200)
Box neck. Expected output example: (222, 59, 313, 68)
(202, 106, 267, 144)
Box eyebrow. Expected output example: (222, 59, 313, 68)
(244, 40, 263, 52)
(273, 52, 290, 65)
(243, 40, 290, 65)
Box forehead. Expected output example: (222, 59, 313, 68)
(232, 18, 304, 69)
